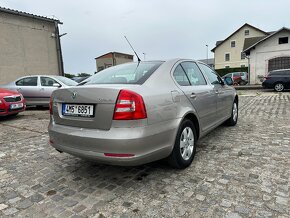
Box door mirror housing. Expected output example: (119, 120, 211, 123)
(223, 77, 233, 86)
(53, 83, 61, 88)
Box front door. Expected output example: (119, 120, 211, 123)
(198, 63, 232, 122)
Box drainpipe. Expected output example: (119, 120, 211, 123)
(246, 55, 250, 85)
(112, 52, 116, 66)
(54, 21, 64, 76)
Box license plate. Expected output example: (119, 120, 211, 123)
(10, 103, 23, 109)
(62, 104, 94, 117)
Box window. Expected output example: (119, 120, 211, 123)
(16, 77, 38, 86)
(231, 41, 236, 48)
(41, 77, 59, 87)
(241, 52, 246, 60)
(268, 57, 290, 72)
(173, 65, 190, 86)
(199, 64, 221, 85)
(225, 66, 230, 69)
(180, 62, 207, 85)
(241, 65, 246, 68)
(279, 37, 288, 44)
(245, 29, 249, 36)
(87, 62, 163, 85)
(225, 53, 230, 61)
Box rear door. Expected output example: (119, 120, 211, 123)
(15, 76, 39, 104)
(198, 63, 233, 122)
(172, 61, 217, 131)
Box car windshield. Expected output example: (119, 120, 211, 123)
(85, 62, 163, 85)
(55, 76, 78, 86)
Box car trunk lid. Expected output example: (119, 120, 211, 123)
(51, 85, 123, 130)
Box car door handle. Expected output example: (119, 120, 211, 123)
(40, 88, 44, 91)
(17, 88, 22, 91)
(190, 93, 197, 99)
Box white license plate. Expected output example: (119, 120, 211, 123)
(62, 104, 94, 117)
(10, 103, 23, 109)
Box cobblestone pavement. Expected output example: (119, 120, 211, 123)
(0, 90, 289, 217)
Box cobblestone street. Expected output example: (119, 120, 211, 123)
(0, 90, 289, 217)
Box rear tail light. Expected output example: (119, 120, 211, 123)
(49, 97, 53, 115)
(113, 89, 147, 120)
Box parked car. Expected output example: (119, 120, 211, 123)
(0, 75, 77, 106)
(72, 76, 91, 83)
(48, 59, 238, 169)
(262, 69, 290, 92)
(0, 88, 26, 116)
(222, 72, 248, 85)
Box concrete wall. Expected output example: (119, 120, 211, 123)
(0, 12, 59, 85)
(214, 25, 267, 69)
(249, 30, 290, 84)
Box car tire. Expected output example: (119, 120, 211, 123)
(239, 80, 247, 85)
(274, 82, 284, 92)
(168, 119, 197, 169)
(225, 100, 238, 126)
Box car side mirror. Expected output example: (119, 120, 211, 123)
(53, 83, 61, 88)
(223, 77, 233, 86)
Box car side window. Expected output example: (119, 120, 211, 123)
(16, 77, 38, 86)
(180, 62, 207, 85)
(41, 77, 59, 87)
(173, 65, 191, 86)
(199, 64, 221, 85)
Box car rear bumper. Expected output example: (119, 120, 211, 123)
(48, 119, 180, 166)
(262, 81, 273, 89)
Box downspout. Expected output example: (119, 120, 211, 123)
(54, 21, 64, 76)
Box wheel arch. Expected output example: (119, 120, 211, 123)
(182, 112, 200, 140)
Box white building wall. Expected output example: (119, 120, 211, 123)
(249, 30, 290, 84)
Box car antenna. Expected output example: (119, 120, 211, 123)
(124, 36, 141, 62)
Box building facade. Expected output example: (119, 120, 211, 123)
(95, 52, 133, 72)
(0, 7, 63, 85)
(244, 28, 290, 84)
(212, 23, 268, 70)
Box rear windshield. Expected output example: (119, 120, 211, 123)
(55, 76, 78, 86)
(85, 62, 163, 85)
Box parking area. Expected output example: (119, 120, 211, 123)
(0, 90, 289, 217)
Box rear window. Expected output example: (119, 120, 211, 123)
(86, 62, 163, 85)
(55, 76, 78, 86)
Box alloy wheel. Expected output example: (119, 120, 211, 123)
(180, 127, 194, 161)
(274, 83, 284, 92)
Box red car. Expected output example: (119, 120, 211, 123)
(0, 88, 26, 116)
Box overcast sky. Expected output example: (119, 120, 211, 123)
(1, 0, 290, 75)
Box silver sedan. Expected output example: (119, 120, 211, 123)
(48, 59, 238, 169)
(0, 75, 77, 106)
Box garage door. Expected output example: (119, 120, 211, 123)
(268, 57, 290, 72)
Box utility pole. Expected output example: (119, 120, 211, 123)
(206, 44, 208, 64)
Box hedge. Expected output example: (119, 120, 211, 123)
(215, 67, 248, 77)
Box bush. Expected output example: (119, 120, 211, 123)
(215, 67, 248, 77)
